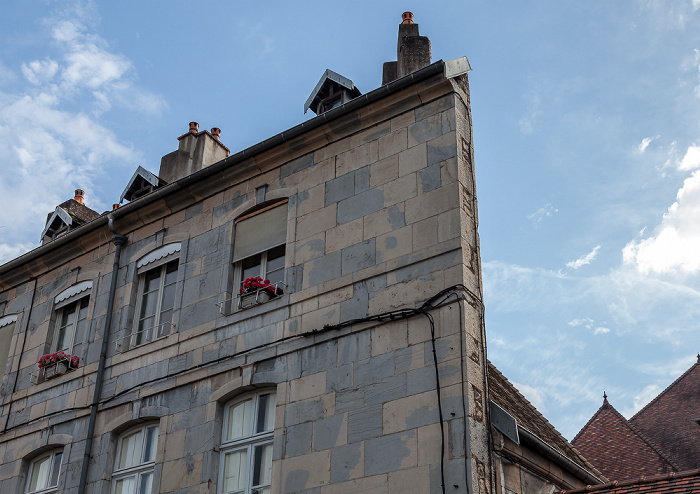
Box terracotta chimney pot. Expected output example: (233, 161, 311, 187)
(189, 121, 199, 133)
(401, 12, 414, 24)
(211, 127, 221, 140)
(112, 204, 120, 210)
(74, 189, 85, 205)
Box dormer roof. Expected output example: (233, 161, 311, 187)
(41, 198, 99, 242)
(304, 69, 361, 114)
(120, 166, 167, 203)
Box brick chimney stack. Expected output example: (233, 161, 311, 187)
(382, 12, 432, 85)
(74, 189, 85, 205)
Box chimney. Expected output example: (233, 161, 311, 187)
(74, 189, 85, 205)
(382, 12, 432, 85)
(158, 122, 230, 183)
(112, 204, 120, 210)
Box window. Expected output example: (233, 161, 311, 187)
(112, 424, 159, 494)
(0, 314, 17, 376)
(220, 391, 276, 494)
(26, 449, 63, 494)
(132, 243, 181, 347)
(54, 298, 88, 356)
(233, 201, 287, 305)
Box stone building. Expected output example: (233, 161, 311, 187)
(0, 13, 601, 494)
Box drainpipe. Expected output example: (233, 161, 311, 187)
(77, 216, 127, 494)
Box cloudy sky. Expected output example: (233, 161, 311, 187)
(2, 1, 700, 439)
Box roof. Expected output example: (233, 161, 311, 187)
(488, 361, 601, 477)
(304, 69, 362, 114)
(629, 358, 700, 471)
(120, 166, 166, 203)
(40, 199, 100, 240)
(559, 468, 700, 494)
(572, 396, 678, 481)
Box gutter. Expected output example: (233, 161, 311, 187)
(0, 60, 447, 279)
(77, 216, 127, 494)
(518, 426, 604, 487)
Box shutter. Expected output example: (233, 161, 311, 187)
(233, 204, 287, 263)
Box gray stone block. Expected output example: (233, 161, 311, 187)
(364, 374, 407, 405)
(213, 191, 246, 218)
(364, 430, 416, 476)
(420, 163, 441, 193)
(177, 296, 220, 332)
(286, 422, 313, 457)
(285, 399, 324, 426)
(407, 365, 436, 395)
(186, 228, 222, 262)
(301, 340, 337, 376)
(185, 201, 203, 220)
(337, 188, 384, 224)
(326, 364, 352, 392)
(284, 469, 311, 494)
(341, 240, 375, 276)
(305, 251, 342, 288)
(347, 404, 382, 443)
(280, 153, 314, 179)
(330, 442, 362, 483)
(325, 173, 355, 207)
(354, 166, 370, 194)
(334, 388, 364, 414)
(337, 330, 371, 366)
(353, 352, 394, 386)
(427, 141, 457, 167)
(313, 414, 345, 451)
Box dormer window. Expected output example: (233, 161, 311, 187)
(120, 166, 166, 204)
(304, 69, 362, 115)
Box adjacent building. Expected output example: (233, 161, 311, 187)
(0, 13, 602, 494)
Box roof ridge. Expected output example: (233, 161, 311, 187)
(604, 398, 683, 472)
(558, 467, 700, 494)
(630, 360, 699, 422)
(487, 361, 601, 475)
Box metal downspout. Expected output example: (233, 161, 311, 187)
(77, 217, 127, 494)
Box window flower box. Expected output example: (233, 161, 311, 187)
(37, 352, 79, 382)
(238, 277, 284, 310)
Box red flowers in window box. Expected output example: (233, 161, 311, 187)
(37, 351, 80, 369)
(240, 276, 283, 296)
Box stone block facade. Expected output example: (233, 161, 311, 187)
(0, 62, 496, 494)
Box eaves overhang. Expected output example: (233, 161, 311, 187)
(0, 58, 465, 280)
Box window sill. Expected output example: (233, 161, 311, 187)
(32, 361, 78, 384)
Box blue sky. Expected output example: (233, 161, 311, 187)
(1, 1, 700, 440)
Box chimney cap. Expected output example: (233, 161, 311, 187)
(211, 127, 221, 140)
(401, 12, 414, 24)
(74, 189, 85, 205)
(189, 121, 199, 133)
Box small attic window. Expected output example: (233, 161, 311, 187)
(304, 69, 361, 115)
(120, 166, 166, 204)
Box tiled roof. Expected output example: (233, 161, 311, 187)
(572, 397, 678, 481)
(488, 361, 601, 477)
(630, 359, 700, 471)
(55, 198, 100, 224)
(559, 468, 700, 494)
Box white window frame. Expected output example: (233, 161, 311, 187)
(112, 424, 159, 494)
(26, 449, 63, 494)
(0, 314, 17, 376)
(219, 390, 276, 494)
(233, 245, 286, 295)
(132, 258, 179, 347)
(53, 297, 89, 356)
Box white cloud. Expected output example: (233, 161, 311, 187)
(21, 59, 59, 85)
(620, 384, 661, 418)
(678, 145, 700, 170)
(593, 327, 611, 335)
(510, 381, 546, 411)
(566, 245, 601, 269)
(694, 0, 700, 12)
(638, 136, 658, 153)
(568, 318, 594, 329)
(623, 169, 700, 273)
(0, 4, 163, 260)
(527, 203, 558, 223)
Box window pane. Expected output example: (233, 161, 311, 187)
(136, 317, 156, 345)
(78, 297, 89, 320)
(160, 283, 176, 314)
(143, 426, 158, 463)
(164, 261, 179, 285)
(143, 270, 162, 294)
(28, 455, 49, 491)
(139, 290, 159, 320)
(0, 324, 13, 374)
(49, 452, 62, 487)
(119, 430, 143, 469)
(255, 393, 276, 433)
(251, 443, 273, 487)
(114, 476, 135, 494)
(222, 450, 247, 493)
(241, 254, 262, 289)
(226, 399, 253, 440)
(138, 472, 153, 494)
